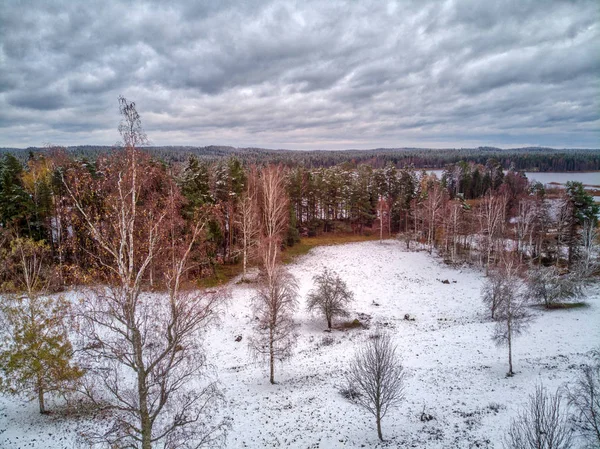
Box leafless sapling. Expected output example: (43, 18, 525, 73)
(249, 265, 299, 384)
(492, 260, 532, 376)
(481, 267, 508, 320)
(566, 348, 600, 448)
(306, 267, 354, 329)
(504, 384, 573, 449)
(249, 164, 298, 384)
(346, 333, 405, 442)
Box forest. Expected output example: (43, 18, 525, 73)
(2, 144, 600, 172)
(0, 139, 598, 287)
(0, 98, 599, 449)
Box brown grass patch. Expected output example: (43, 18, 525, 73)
(282, 232, 383, 263)
(545, 302, 588, 310)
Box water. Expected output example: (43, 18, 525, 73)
(524, 172, 599, 187)
(427, 170, 599, 187)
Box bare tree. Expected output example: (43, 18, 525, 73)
(566, 348, 600, 448)
(249, 164, 298, 384)
(477, 193, 507, 274)
(576, 218, 599, 280)
(525, 265, 583, 309)
(515, 198, 539, 263)
(504, 385, 573, 449)
(257, 164, 289, 279)
(249, 265, 299, 384)
(306, 268, 354, 329)
(346, 333, 405, 442)
(423, 181, 446, 253)
(492, 259, 532, 376)
(481, 267, 506, 320)
(66, 98, 228, 448)
(236, 167, 260, 280)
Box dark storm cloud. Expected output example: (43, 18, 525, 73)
(0, 0, 598, 148)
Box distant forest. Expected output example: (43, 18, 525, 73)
(2, 145, 600, 172)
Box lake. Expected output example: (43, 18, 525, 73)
(428, 170, 599, 187)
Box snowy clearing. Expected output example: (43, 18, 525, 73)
(1, 240, 599, 448)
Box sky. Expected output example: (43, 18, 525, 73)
(0, 0, 599, 150)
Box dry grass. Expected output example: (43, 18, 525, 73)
(196, 232, 385, 286)
(336, 318, 365, 329)
(197, 263, 245, 288)
(282, 232, 384, 263)
(545, 302, 588, 310)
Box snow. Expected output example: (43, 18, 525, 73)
(1, 240, 599, 448)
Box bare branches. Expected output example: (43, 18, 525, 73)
(489, 258, 532, 376)
(526, 265, 583, 309)
(249, 266, 299, 384)
(504, 385, 573, 449)
(257, 164, 289, 279)
(306, 268, 354, 329)
(566, 349, 600, 448)
(71, 98, 228, 448)
(346, 333, 405, 442)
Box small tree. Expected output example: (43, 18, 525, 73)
(481, 268, 507, 320)
(346, 333, 405, 442)
(526, 265, 583, 309)
(249, 265, 299, 384)
(306, 268, 354, 329)
(0, 237, 82, 414)
(566, 349, 600, 448)
(504, 385, 573, 449)
(492, 260, 532, 376)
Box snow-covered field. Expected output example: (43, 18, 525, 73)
(1, 240, 599, 448)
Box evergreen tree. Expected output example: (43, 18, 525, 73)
(564, 181, 599, 267)
(0, 238, 82, 414)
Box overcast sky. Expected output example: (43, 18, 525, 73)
(0, 0, 598, 150)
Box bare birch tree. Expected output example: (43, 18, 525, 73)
(249, 265, 298, 384)
(346, 333, 405, 442)
(236, 167, 260, 280)
(257, 164, 289, 279)
(576, 218, 599, 280)
(66, 97, 228, 448)
(250, 164, 298, 384)
(492, 259, 532, 376)
(424, 182, 445, 253)
(478, 193, 507, 274)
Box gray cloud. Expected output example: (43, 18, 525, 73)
(0, 0, 598, 149)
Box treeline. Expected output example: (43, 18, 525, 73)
(1, 146, 598, 291)
(2, 144, 600, 172)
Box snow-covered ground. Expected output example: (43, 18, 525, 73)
(1, 240, 599, 448)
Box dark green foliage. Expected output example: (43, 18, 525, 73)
(0, 154, 34, 233)
(563, 182, 599, 266)
(180, 155, 214, 212)
(4, 146, 599, 172)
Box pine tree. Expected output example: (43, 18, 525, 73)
(0, 238, 82, 414)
